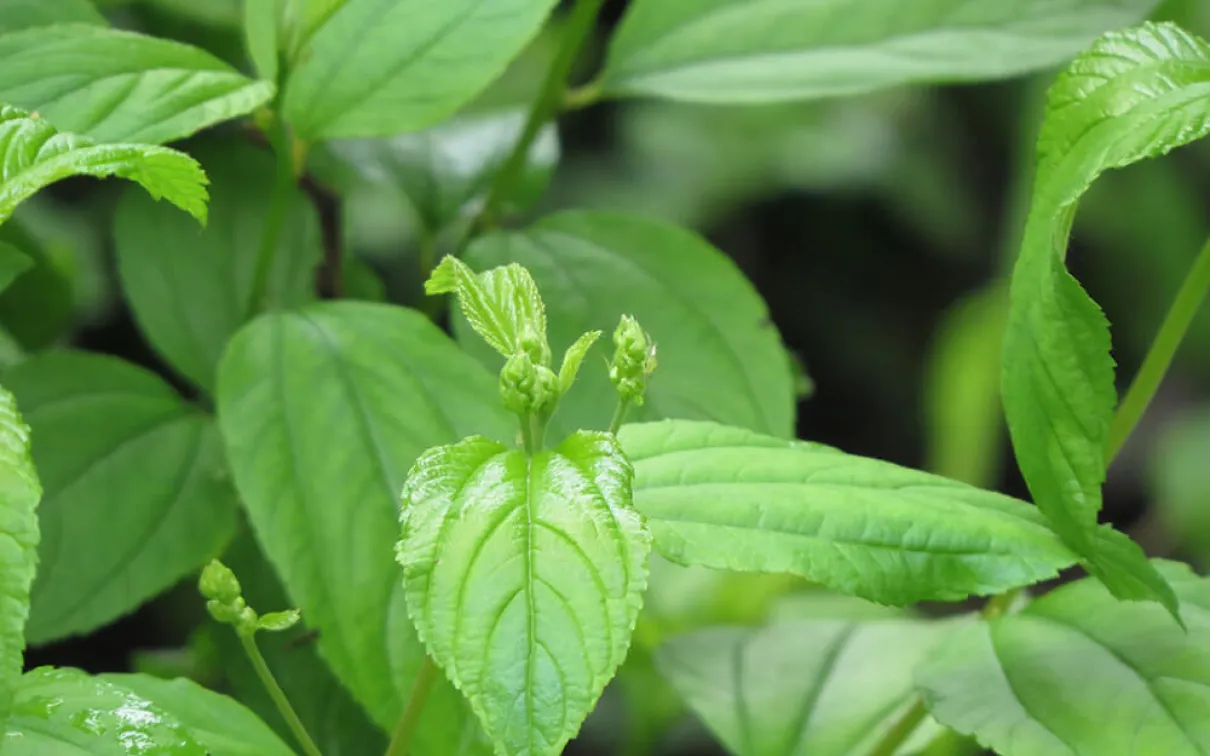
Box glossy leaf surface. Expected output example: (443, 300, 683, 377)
(115, 142, 320, 393)
(4, 667, 208, 754)
(1001, 21, 1210, 613)
(0, 25, 273, 144)
(601, 0, 1158, 103)
(217, 301, 510, 749)
(101, 673, 296, 756)
(0, 381, 38, 729)
(7, 352, 237, 643)
(462, 211, 794, 438)
(282, 0, 559, 139)
(0, 105, 208, 226)
(399, 432, 650, 755)
(619, 420, 1077, 605)
(917, 561, 1210, 755)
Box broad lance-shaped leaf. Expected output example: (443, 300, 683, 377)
(217, 301, 511, 752)
(461, 211, 795, 439)
(600, 0, 1159, 104)
(917, 560, 1210, 756)
(283, 0, 559, 139)
(0, 24, 274, 145)
(0, 381, 39, 730)
(1001, 21, 1210, 615)
(619, 420, 1078, 605)
(398, 432, 651, 755)
(0, 105, 208, 226)
(6, 351, 238, 643)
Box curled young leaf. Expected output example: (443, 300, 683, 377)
(427, 255, 549, 363)
(557, 330, 602, 397)
(398, 431, 651, 755)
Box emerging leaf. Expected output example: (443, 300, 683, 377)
(557, 330, 602, 396)
(428, 255, 550, 364)
(0, 105, 209, 226)
(398, 432, 651, 755)
(1001, 21, 1210, 617)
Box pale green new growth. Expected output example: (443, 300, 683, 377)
(609, 314, 657, 406)
(428, 256, 550, 364)
(0, 105, 209, 226)
(558, 330, 602, 396)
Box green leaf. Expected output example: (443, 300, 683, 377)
(461, 211, 795, 439)
(428, 255, 549, 362)
(0, 0, 104, 32)
(1151, 406, 1210, 561)
(1001, 21, 1210, 614)
(399, 431, 650, 755)
(4, 667, 208, 755)
(600, 0, 1159, 103)
(0, 24, 274, 145)
(114, 141, 320, 394)
(0, 105, 209, 226)
(0, 219, 72, 350)
(278, 0, 345, 61)
(326, 108, 558, 232)
(99, 673, 296, 756)
(282, 0, 559, 139)
(216, 301, 511, 749)
(0, 242, 32, 296)
(0, 382, 39, 730)
(6, 351, 238, 643)
(557, 330, 601, 396)
(917, 561, 1210, 755)
(244, 0, 280, 82)
(618, 420, 1079, 605)
(656, 615, 954, 756)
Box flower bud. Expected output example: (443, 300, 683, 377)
(199, 559, 241, 605)
(500, 353, 558, 417)
(609, 315, 657, 405)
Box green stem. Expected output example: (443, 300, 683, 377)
(470, 0, 603, 236)
(1106, 234, 1210, 461)
(239, 632, 322, 756)
(384, 656, 440, 756)
(520, 414, 543, 455)
(608, 398, 631, 435)
(866, 698, 929, 756)
(981, 587, 1022, 621)
(247, 114, 298, 319)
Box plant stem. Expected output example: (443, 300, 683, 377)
(1106, 234, 1210, 461)
(247, 114, 298, 318)
(981, 587, 1022, 621)
(520, 414, 539, 455)
(867, 698, 929, 756)
(469, 0, 603, 236)
(385, 656, 440, 756)
(608, 398, 631, 435)
(239, 632, 322, 756)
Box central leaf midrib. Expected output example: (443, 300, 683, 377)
(524, 451, 539, 749)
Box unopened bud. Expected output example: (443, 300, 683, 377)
(199, 559, 241, 605)
(609, 315, 657, 405)
(500, 353, 558, 417)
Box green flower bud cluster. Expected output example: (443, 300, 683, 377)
(609, 315, 657, 405)
(199, 559, 301, 637)
(500, 351, 559, 418)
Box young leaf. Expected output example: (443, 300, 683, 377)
(325, 108, 559, 233)
(99, 673, 296, 756)
(398, 431, 650, 755)
(0, 382, 39, 731)
(0, 241, 32, 296)
(558, 330, 602, 396)
(6, 351, 238, 643)
(282, 0, 559, 139)
(657, 615, 955, 756)
(618, 420, 1078, 605)
(114, 141, 320, 394)
(5, 667, 208, 755)
(216, 301, 511, 749)
(917, 561, 1210, 755)
(1001, 21, 1210, 614)
(428, 255, 549, 362)
(461, 211, 795, 439)
(0, 0, 104, 32)
(0, 105, 209, 226)
(600, 0, 1158, 103)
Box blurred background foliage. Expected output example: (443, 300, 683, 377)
(13, 0, 1210, 753)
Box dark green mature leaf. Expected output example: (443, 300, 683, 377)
(0, 25, 274, 145)
(0, 0, 103, 32)
(282, 0, 559, 139)
(600, 0, 1159, 103)
(618, 420, 1078, 605)
(4, 667, 208, 755)
(0, 242, 31, 296)
(0, 105, 208, 226)
(6, 352, 238, 643)
(657, 614, 953, 755)
(917, 561, 1210, 755)
(115, 142, 320, 394)
(327, 108, 558, 232)
(101, 673, 296, 756)
(399, 432, 650, 755)
(0, 220, 72, 351)
(462, 211, 795, 439)
(217, 302, 510, 751)
(0, 382, 39, 730)
(1001, 21, 1210, 614)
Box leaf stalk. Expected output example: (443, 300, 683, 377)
(239, 631, 323, 756)
(384, 655, 441, 756)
